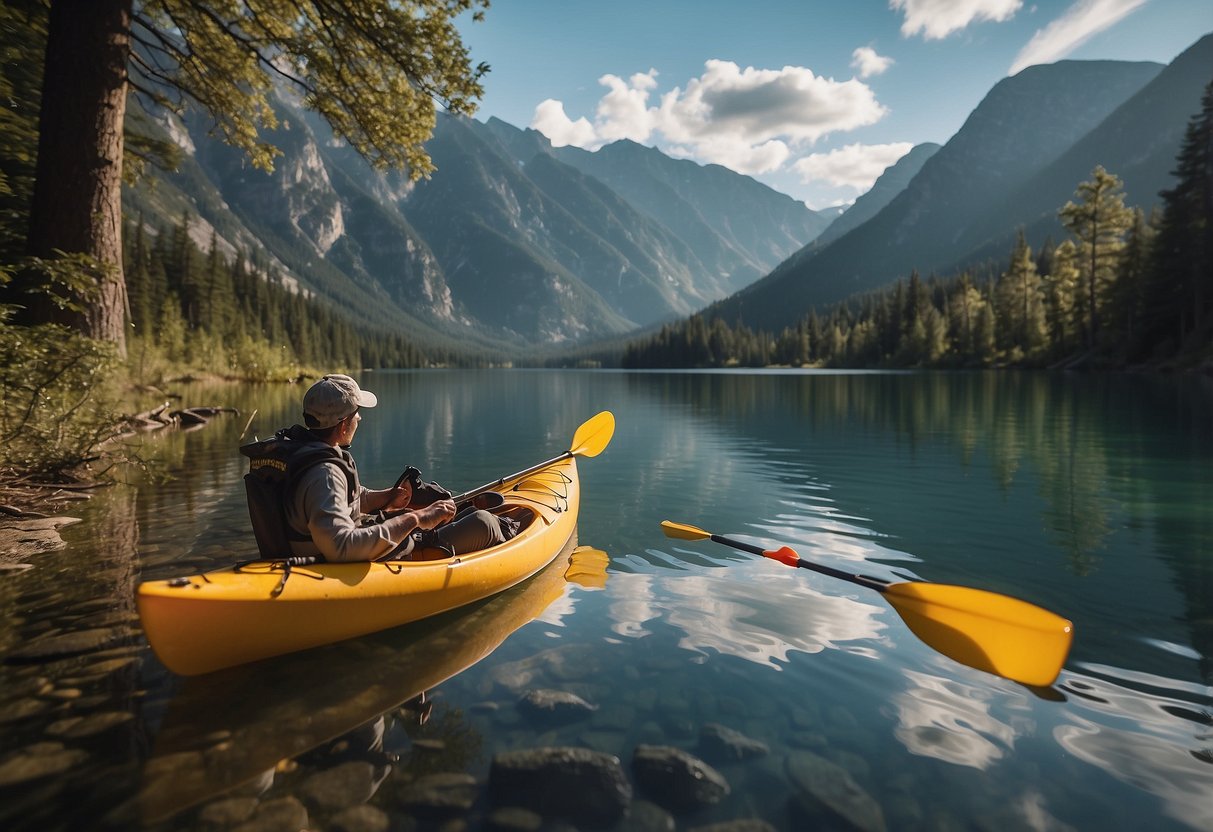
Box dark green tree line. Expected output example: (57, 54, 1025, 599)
(123, 214, 437, 378)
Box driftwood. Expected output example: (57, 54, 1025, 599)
(124, 403, 239, 431)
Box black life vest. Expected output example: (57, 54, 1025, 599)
(239, 425, 358, 559)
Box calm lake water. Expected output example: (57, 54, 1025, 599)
(1, 369, 1211, 831)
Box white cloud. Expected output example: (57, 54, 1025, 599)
(851, 46, 894, 78)
(1009, 0, 1147, 74)
(530, 99, 596, 148)
(594, 70, 659, 143)
(531, 60, 889, 176)
(892, 0, 1023, 40)
(793, 142, 915, 191)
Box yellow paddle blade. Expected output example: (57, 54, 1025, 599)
(660, 520, 712, 541)
(570, 411, 615, 458)
(883, 582, 1073, 687)
(565, 546, 611, 589)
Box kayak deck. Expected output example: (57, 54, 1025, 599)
(137, 458, 579, 675)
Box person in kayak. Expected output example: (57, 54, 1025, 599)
(285, 374, 511, 562)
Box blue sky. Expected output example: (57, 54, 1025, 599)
(459, 0, 1213, 209)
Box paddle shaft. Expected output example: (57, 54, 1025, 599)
(452, 450, 574, 505)
(710, 532, 892, 593)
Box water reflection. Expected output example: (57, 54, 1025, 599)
(1057, 665, 1213, 826)
(606, 566, 886, 668)
(891, 665, 1023, 768)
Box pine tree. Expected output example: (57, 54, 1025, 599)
(1106, 208, 1155, 359)
(995, 230, 1046, 360)
(1043, 240, 1080, 358)
(948, 273, 983, 361)
(1059, 166, 1134, 348)
(1142, 80, 1213, 357)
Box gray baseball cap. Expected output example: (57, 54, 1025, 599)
(302, 374, 378, 429)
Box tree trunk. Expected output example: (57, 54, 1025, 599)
(23, 0, 131, 355)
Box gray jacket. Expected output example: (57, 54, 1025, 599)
(285, 454, 395, 562)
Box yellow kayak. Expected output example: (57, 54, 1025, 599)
(137, 539, 606, 824)
(138, 456, 580, 676)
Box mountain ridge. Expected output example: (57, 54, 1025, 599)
(705, 57, 1168, 332)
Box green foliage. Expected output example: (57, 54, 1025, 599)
(0, 307, 119, 476)
(130, 1, 489, 177)
(0, 0, 45, 262)
(121, 213, 441, 385)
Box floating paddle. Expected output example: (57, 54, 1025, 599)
(453, 411, 615, 506)
(661, 520, 1073, 687)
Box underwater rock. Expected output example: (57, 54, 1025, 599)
(197, 797, 258, 828)
(785, 750, 886, 832)
(518, 689, 599, 723)
(298, 761, 379, 813)
(489, 746, 632, 826)
(628, 799, 676, 831)
(485, 805, 543, 831)
(231, 796, 308, 832)
(329, 803, 391, 832)
(688, 821, 777, 832)
(699, 723, 770, 762)
(49, 710, 133, 739)
(0, 697, 50, 723)
(397, 772, 479, 815)
(631, 745, 730, 814)
(4, 627, 122, 663)
(0, 741, 88, 787)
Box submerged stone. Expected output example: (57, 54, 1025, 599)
(329, 803, 391, 832)
(298, 761, 379, 813)
(0, 741, 89, 787)
(231, 796, 308, 832)
(489, 746, 631, 826)
(688, 821, 777, 832)
(631, 745, 730, 814)
(397, 772, 479, 814)
(4, 628, 122, 663)
(699, 723, 770, 762)
(785, 750, 886, 832)
(518, 689, 598, 723)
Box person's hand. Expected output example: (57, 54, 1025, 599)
(384, 482, 413, 512)
(414, 499, 456, 530)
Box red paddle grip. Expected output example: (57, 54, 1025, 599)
(763, 546, 801, 567)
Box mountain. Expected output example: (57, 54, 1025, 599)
(709, 58, 1165, 332)
(483, 118, 832, 293)
(126, 102, 830, 347)
(951, 33, 1213, 266)
(814, 142, 941, 248)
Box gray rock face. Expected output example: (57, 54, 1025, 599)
(631, 745, 730, 814)
(489, 746, 632, 827)
(785, 750, 886, 832)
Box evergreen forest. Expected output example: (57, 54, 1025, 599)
(623, 94, 1213, 372)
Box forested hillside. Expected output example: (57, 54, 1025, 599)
(708, 57, 1169, 332)
(624, 93, 1213, 372)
